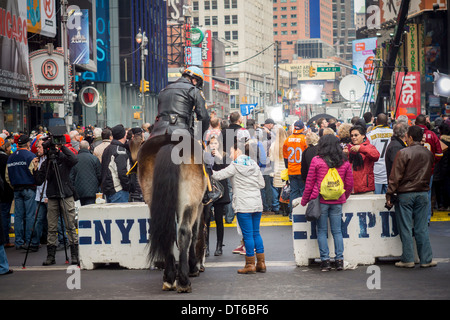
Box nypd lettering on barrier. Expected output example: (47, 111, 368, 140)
(294, 211, 398, 240)
(78, 218, 150, 245)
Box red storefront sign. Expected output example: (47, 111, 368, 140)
(395, 71, 421, 120)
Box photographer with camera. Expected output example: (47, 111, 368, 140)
(33, 132, 79, 266)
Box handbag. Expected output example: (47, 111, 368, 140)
(279, 182, 290, 204)
(305, 197, 321, 221)
(203, 177, 225, 205)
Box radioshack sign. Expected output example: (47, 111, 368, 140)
(395, 71, 421, 120)
(29, 48, 73, 102)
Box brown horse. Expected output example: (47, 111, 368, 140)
(137, 134, 207, 293)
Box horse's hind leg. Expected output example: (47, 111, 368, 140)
(177, 206, 194, 293)
(191, 202, 206, 275)
(162, 248, 177, 291)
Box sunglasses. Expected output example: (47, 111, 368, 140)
(351, 133, 361, 137)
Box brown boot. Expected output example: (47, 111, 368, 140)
(256, 253, 266, 273)
(237, 256, 256, 274)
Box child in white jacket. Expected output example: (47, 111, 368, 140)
(212, 140, 266, 274)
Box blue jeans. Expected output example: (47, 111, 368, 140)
(106, 190, 129, 203)
(0, 245, 9, 274)
(395, 192, 433, 264)
(316, 203, 344, 261)
(13, 189, 37, 247)
(236, 212, 264, 257)
(0, 202, 12, 244)
(374, 183, 387, 194)
(427, 176, 433, 223)
(288, 175, 305, 216)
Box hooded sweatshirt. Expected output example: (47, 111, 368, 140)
(212, 155, 265, 213)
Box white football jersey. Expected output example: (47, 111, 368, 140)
(367, 125, 393, 184)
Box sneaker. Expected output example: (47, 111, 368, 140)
(395, 261, 415, 268)
(420, 261, 437, 268)
(335, 259, 344, 271)
(320, 260, 331, 272)
(232, 244, 246, 255)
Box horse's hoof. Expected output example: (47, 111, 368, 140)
(162, 281, 176, 291)
(189, 270, 200, 277)
(177, 285, 192, 293)
(199, 265, 205, 272)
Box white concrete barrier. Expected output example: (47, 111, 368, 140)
(78, 203, 151, 270)
(292, 194, 413, 266)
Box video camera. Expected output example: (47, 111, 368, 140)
(42, 125, 67, 157)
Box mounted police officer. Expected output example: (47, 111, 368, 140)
(151, 66, 210, 140)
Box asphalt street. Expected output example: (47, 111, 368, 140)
(1, 217, 450, 304)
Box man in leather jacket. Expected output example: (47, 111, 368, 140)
(386, 125, 437, 268)
(151, 66, 210, 140)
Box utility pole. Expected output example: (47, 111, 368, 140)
(136, 28, 148, 124)
(61, 0, 72, 129)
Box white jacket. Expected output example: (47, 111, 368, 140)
(212, 155, 265, 213)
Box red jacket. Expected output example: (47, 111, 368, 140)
(301, 156, 354, 206)
(417, 124, 443, 172)
(348, 140, 380, 194)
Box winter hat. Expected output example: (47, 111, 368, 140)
(0, 133, 6, 148)
(112, 124, 126, 140)
(17, 134, 31, 146)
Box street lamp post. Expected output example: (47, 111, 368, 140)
(136, 28, 148, 124)
(61, 0, 71, 130)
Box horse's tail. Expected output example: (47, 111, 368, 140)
(148, 143, 180, 265)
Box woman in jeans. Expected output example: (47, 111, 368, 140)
(301, 135, 353, 271)
(212, 139, 266, 274)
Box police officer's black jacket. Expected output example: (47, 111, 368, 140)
(152, 77, 210, 138)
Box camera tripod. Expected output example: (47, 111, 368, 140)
(22, 151, 77, 268)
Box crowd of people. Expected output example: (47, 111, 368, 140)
(0, 109, 448, 275)
(0, 123, 150, 274)
(203, 110, 449, 272)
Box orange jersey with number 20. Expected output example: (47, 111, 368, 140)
(283, 132, 308, 176)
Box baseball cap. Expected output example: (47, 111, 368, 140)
(294, 120, 304, 130)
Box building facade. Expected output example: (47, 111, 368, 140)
(332, 0, 356, 61)
(192, 0, 274, 115)
(0, 0, 168, 134)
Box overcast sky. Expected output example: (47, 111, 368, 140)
(354, 0, 365, 12)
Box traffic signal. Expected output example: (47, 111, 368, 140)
(309, 66, 316, 78)
(134, 111, 142, 120)
(140, 80, 150, 93)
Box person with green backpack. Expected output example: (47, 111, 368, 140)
(301, 135, 354, 271)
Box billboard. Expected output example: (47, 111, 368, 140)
(0, 0, 30, 100)
(27, 0, 57, 38)
(79, 0, 111, 83)
(352, 37, 378, 102)
(395, 71, 421, 120)
(67, 0, 97, 72)
(68, 9, 90, 65)
(380, 0, 447, 22)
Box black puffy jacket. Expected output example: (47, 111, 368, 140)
(151, 77, 210, 138)
(101, 140, 131, 196)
